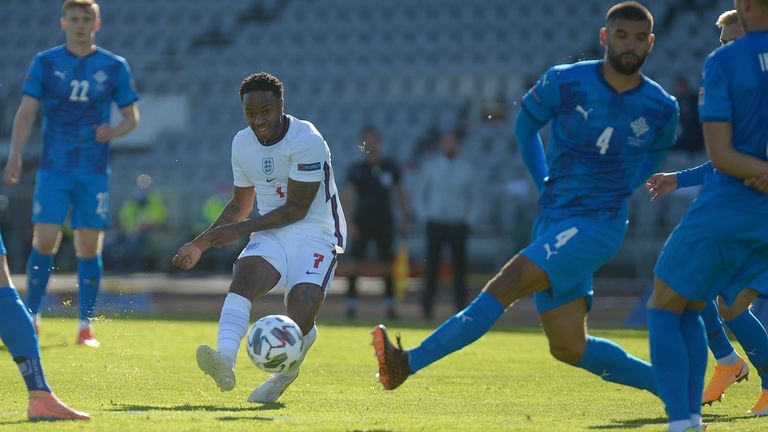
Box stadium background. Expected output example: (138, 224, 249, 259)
(0, 0, 729, 320)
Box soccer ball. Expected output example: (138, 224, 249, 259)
(246, 314, 304, 373)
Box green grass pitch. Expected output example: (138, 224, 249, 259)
(0, 317, 766, 431)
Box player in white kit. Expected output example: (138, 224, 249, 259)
(172, 72, 346, 403)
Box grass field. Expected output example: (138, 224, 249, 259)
(1, 317, 766, 431)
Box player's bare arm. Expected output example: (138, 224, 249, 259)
(94, 103, 139, 143)
(203, 178, 320, 249)
(172, 186, 255, 270)
(4, 96, 40, 184)
(705, 122, 768, 179)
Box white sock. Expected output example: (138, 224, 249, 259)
(216, 293, 252, 367)
(716, 350, 740, 366)
(285, 325, 317, 375)
(79, 319, 91, 331)
(668, 419, 692, 432)
(690, 414, 702, 427)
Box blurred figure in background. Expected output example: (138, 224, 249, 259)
(2, 0, 140, 347)
(118, 186, 167, 272)
(417, 131, 474, 319)
(342, 125, 410, 319)
(672, 75, 704, 154)
(0, 231, 90, 421)
(192, 185, 244, 271)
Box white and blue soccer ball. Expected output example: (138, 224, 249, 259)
(246, 314, 304, 373)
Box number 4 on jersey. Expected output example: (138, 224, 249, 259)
(596, 127, 613, 155)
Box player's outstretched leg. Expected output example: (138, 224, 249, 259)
(371, 324, 411, 390)
(248, 325, 317, 403)
(0, 286, 89, 421)
(196, 345, 236, 391)
(196, 292, 253, 391)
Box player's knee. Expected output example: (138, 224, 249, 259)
(548, 342, 584, 365)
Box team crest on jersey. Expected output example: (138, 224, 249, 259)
(94, 70, 108, 84)
(630, 117, 649, 138)
(262, 157, 275, 175)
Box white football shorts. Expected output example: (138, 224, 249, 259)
(237, 229, 338, 303)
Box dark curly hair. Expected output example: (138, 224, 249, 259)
(239, 72, 283, 100)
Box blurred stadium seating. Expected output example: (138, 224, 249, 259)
(0, 0, 722, 285)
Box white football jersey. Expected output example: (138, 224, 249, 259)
(231, 115, 347, 252)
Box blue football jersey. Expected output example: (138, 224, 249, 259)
(698, 32, 768, 211)
(22, 45, 139, 174)
(522, 60, 679, 219)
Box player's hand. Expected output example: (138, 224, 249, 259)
(202, 224, 242, 248)
(645, 172, 677, 202)
(172, 241, 205, 270)
(744, 173, 768, 194)
(3, 157, 22, 185)
(94, 124, 115, 143)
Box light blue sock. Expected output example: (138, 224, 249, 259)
(0, 287, 50, 392)
(701, 299, 735, 360)
(25, 249, 53, 315)
(725, 309, 768, 390)
(77, 256, 102, 322)
(409, 292, 504, 373)
(648, 308, 689, 422)
(576, 336, 657, 395)
(680, 308, 707, 418)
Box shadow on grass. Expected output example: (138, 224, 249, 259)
(588, 416, 666, 429)
(109, 403, 284, 412)
(589, 413, 742, 430)
(0, 420, 30, 426)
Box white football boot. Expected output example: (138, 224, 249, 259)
(248, 326, 317, 403)
(196, 345, 236, 391)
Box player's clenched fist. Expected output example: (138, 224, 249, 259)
(172, 241, 205, 270)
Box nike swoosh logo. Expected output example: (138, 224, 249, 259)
(305, 270, 321, 275)
(266, 177, 277, 183)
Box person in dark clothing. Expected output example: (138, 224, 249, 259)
(342, 125, 410, 319)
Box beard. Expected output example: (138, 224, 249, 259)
(607, 48, 647, 75)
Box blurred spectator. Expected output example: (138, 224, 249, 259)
(673, 75, 704, 153)
(416, 131, 474, 319)
(192, 185, 243, 271)
(341, 125, 410, 319)
(118, 187, 167, 271)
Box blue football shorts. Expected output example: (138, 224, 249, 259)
(32, 170, 110, 229)
(522, 215, 627, 313)
(655, 199, 768, 306)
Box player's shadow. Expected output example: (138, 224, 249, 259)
(109, 403, 285, 413)
(589, 413, 740, 429)
(588, 416, 667, 429)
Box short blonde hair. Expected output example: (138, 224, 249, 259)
(62, 0, 100, 19)
(716, 10, 738, 28)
